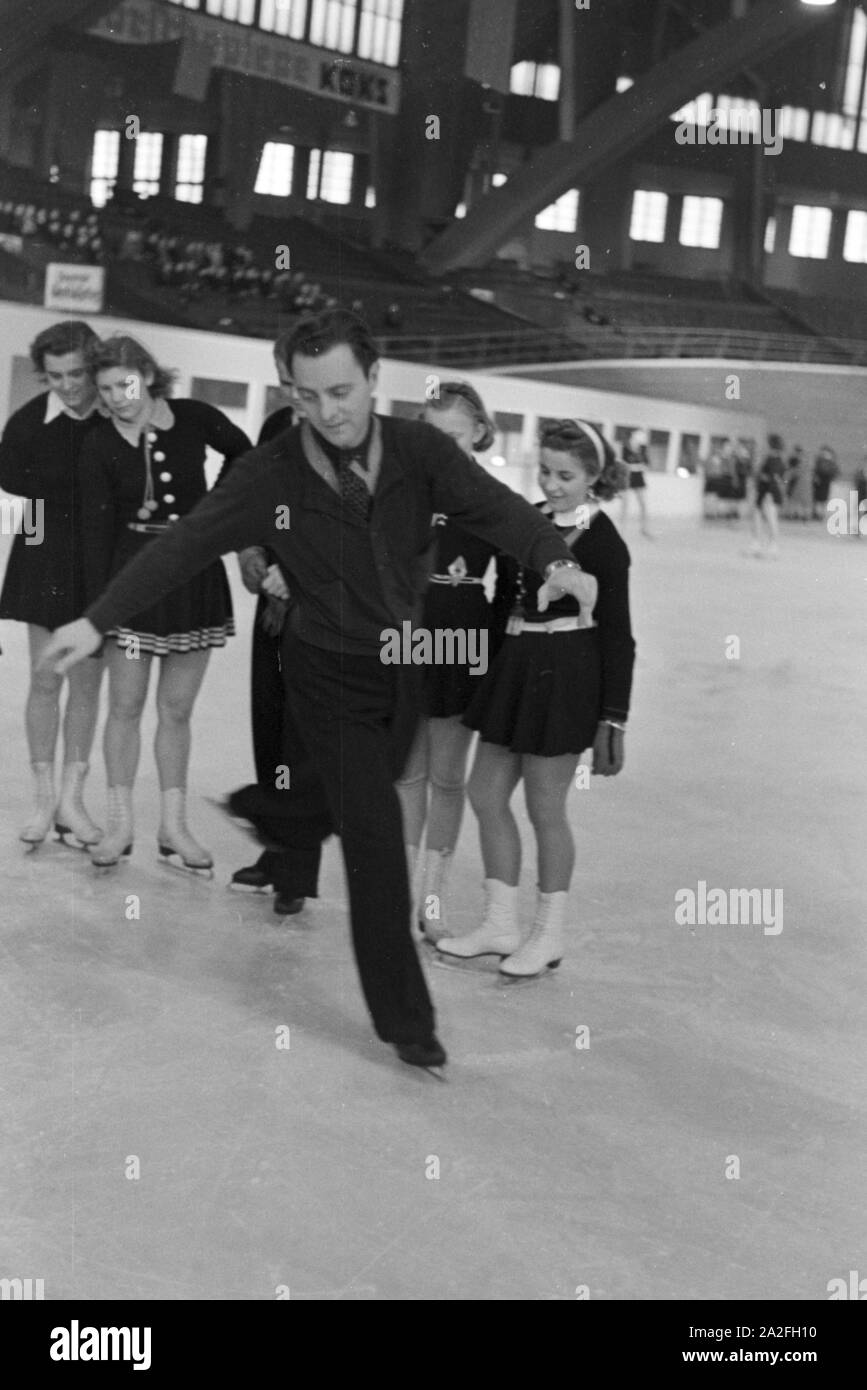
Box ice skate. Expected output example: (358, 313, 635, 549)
(394, 1036, 448, 1078)
(157, 789, 213, 877)
(19, 762, 57, 847)
(417, 848, 454, 945)
(55, 762, 103, 849)
(499, 890, 566, 981)
(436, 879, 520, 961)
(90, 786, 134, 868)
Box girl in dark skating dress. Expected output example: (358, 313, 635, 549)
(395, 381, 498, 942)
(438, 420, 635, 979)
(619, 428, 652, 537)
(78, 334, 251, 869)
(0, 319, 106, 849)
(748, 432, 786, 559)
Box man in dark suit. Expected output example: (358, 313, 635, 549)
(42, 310, 596, 1073)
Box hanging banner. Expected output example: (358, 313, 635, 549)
(88, 0, 400, 113)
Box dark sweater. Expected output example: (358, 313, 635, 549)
(492, 509, 635, 722)
(85, 415, 576, 657)
(78, 399, 252, 605)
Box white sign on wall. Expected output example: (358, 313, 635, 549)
(44, 264, 105, 314)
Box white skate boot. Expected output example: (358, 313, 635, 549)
(499, 889, 567, 980)
(417, 848, 454, 944)
(55, 761, 103, 848)
(90, 786, 134, 867)
(436, 878, 520, 960)
(157, 788, 213, 876)
(20, 762, 57, 846)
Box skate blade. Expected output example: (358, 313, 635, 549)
(55, 827, 101, 851)
(158, 849, 214, 879)
(91, 844, 133, 869)
(429, 950, 503, 973)
(498, 960, 562, 985)
(227, 881, 272, 894)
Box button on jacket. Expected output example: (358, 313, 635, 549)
(85, 415, 577, 654)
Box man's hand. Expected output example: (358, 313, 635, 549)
(259, 595, 287, 637)
(238, 546, 268, 594)
(537, 566, 598, 615)
(39, 619, 102, 676)
(261, 564, 290, 601)
(592, 722, 625, 776)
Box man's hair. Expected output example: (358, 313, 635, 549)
(278, 307, 379, 376)
(30, 320, 100, 373)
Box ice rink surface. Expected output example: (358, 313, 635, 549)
(1, 517, 865, 1301)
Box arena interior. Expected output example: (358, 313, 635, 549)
(0, 0, 865, 1313)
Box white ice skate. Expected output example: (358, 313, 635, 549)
(435, 879, 520, 961)
(90, 786, 133, 868)
(499, 890, 567, 981)
(19, 762, 56, 847)
(417, 848, 454, 945)
(55, 762, 103, 849)
(157, 788, 213, 877)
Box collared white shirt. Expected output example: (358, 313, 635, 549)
(43, 391, 103, 424)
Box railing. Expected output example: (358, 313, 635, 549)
(377, 324, 867, 369)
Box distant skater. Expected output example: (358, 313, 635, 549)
(619, 429, 652, 537)
(747, 433, 785, 559)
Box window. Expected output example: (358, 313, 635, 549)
(492, 172, 508, 188)
(90, 129, 119, 208)
(843, 6, 867, 118)
(307, 149, 354, 203)
(357, 0, 404, 67)
(510, 62, 560, 101)
(455, 202, 467, 219)
(679, 196, 723, 249)
(255, 142, 296, 196)
(175, 134, 207, 203)
(629, 190, 668, 243)
(616, 76, 633, 93)
(780, 106, 809, 141)
(259, 0, 308, 38)
(133, 132, 163, 199)
(205, 0, 256, 20)
(309, 0, 357, 54)
(764, 216, 776, 254)
(715, 94, 760, 134)
(788, 204, 832, 259)
(365, 185, 376, 208)
(811, 111, 855, 150)
(843, 209, 867, 263)
(535, 189, 579, 233)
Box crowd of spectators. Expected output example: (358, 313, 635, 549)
(0, 200, 106, 262)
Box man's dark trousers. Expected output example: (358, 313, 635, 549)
(277, 637, 433, 1046)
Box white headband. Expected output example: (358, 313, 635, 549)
(573, 419, 607, 474)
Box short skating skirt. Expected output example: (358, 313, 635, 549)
(628, 469, 647, 490)
(105, 530, 234, 657)
(756, 480, 784, 509)
(0, 507, 86, 629)
(462, 626, 601, 756)
(420, 582, 494, 719)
